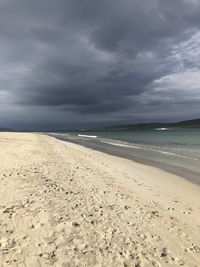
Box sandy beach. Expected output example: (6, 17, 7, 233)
(0, 133, 199, 267)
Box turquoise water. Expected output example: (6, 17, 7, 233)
(50, 129, 200, 184)
(77, 129, 200, 146)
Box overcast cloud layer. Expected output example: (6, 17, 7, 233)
(0, 0, 200, 130)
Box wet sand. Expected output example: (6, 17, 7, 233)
(0, 133, 200, 266)
(50, 134, 200, 186)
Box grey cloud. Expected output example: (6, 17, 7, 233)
(0, 0, 200, 129)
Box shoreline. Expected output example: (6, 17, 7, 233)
(0, 132, 200, 266)
(50, 134, 200, 187)
(55, 136, 200, 198)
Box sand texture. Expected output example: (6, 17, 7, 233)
(0, 133, 200, 267)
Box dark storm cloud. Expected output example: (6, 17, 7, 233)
(0, 0, 200, 129)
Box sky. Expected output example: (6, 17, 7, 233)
(0, 0, 200, 130)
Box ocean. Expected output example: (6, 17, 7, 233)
(49, 129, 200, 185)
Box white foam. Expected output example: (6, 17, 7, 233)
(78, 134, 97, 138)
(100, 140, 199, 161)
(155, 128, 169, 131)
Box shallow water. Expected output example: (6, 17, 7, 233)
(49, 129, 200, 185)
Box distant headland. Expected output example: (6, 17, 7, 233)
(91, 118, 200, 131)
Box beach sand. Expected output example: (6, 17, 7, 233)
(0, 133, 199, 267)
